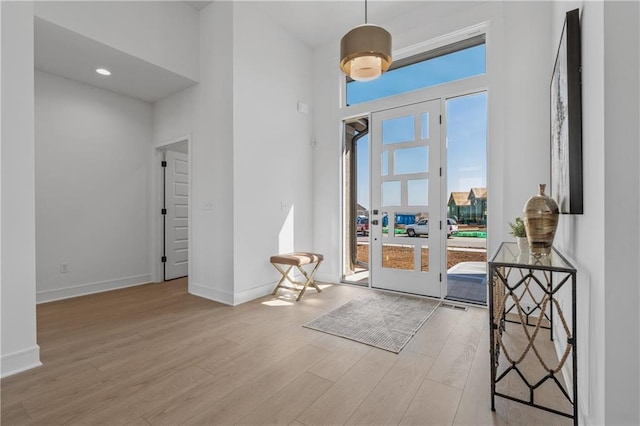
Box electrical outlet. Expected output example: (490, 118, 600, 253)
(60, 262, 69, 273)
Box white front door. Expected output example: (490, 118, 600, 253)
(370, 100, 442, 297)
(165, 150, 188, 280)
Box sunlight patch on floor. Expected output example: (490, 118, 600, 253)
(262, 299, 295, 307)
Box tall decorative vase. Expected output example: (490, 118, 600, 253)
(523, 184, 559, 256)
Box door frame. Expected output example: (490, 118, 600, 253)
(341, 84, 490, 301)
(152, 135, 192, 283)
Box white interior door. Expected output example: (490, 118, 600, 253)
(370, 100, 442, 297)
(165, 150, 188, 280)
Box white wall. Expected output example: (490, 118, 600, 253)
(231, 3, 314, 304)
(153, 86, 196, 145)
(34, 1, 199, 81)
(602, 2, 639, 424)
(176, 1, 236, 304)
(501, 1, 553, 216)
(308, 42, 341, 282)
(552, 2, 640, 425)
(34, 71, 153, 302)
(1, 1, 41, 377)
(152, 2, 314, 305)
(551, 3, 605, 423)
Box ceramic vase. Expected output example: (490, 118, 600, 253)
(523, 184, 559, 256)
(516, 236, 529, 253)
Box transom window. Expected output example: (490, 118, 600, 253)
(346, 35, 486, 106)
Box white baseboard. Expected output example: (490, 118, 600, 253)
(233, 282, 275, 306)
(1, 345, 42, 378)
(314, 272, 338, 283)
(36, 274, 152, 304)
(189, 280, 317, 306)
(189, 282, 234, 306)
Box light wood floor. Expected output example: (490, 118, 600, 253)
(1, 279, 572, 425)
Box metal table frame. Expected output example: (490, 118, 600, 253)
(488, 242, 577, 425)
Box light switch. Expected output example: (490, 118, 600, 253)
(297, 101, 309, 115)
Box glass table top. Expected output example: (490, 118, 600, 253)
(489, 242, 576, 272)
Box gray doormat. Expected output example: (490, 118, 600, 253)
(304, 291, 440, 353)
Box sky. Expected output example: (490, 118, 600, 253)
(351, 45, 487, 211)
(347, 44, 486, 106)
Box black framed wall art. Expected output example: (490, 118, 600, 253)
(551, 8, 583, 214)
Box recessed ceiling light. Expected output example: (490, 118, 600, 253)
(95, 68, 111, 76)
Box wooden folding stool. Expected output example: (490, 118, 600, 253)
(270, 252, 324, 301)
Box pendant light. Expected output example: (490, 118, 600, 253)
(340, 0, 392, 82)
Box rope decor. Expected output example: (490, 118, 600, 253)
(488, 243, 578, 423)
(494, 273, 573, 374)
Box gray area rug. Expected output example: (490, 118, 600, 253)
(304, 291, 440, 353)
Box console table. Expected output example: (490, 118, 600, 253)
(488, 242, 577, 425)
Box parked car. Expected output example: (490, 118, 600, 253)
(406, 218, 459, 238)
(447, 217, 459, 236)
(356, 216, 369, 236)
(406, 219, 429, 237)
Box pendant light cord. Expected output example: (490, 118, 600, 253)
(364, 0, 368, 23)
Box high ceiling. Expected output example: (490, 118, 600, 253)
(34, 17, 198, 103)
(255, 1, 420, 48)
(34, 1, 483, 104)
(254, 1, 482, 48)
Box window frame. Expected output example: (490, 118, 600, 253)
(345, 34, 486, 106)
(340, 23, 489, 112)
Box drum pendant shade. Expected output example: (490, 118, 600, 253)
(339, 4, 392, 82)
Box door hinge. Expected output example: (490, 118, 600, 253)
(161, 161, 167, 167)
(439, 115, 442, 124)
(161, 256, 167, 263)
(440, 221, 442, 230)
(161, 208, 167, 215)
(439, 167, 442, 177)
(440, 273, 442, 282)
